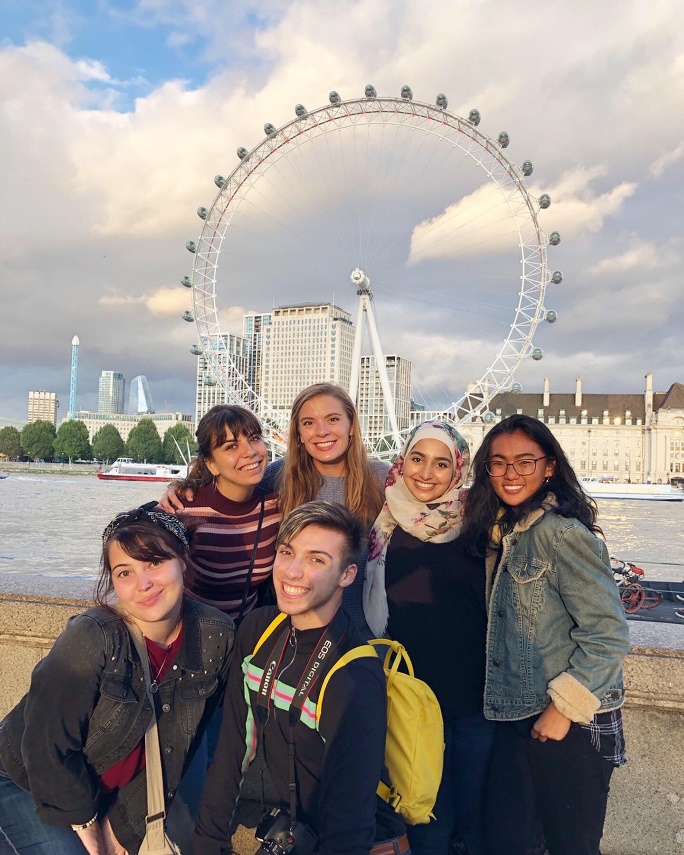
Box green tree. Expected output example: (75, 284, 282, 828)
(162, 423, 196, 464)
(0, 426, 22, 459)
(21, 420, 56, 461)
(53, 420, 92, 463)
(126, 418, 163, 463)
(92, 424, 125, 464)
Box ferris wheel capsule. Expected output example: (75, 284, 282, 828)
(189, 344, 202, 355)
(264, 123, 277, 136)
(498, 131, 510, 148)
(182, 310, 194, 322)
(364, 84, 377, 99)
(197, 207, 208, 220)
(522, 160, 533, 176)
(511, 382, 523, 393)
(545, 310, 558, 323)
(181, 276, 192, 288)
(539, 194, 551, 209)
(204, 375, 217, 386)
(468, 108, 481, 126)
(531, 347, 544, 360)
(214, 175, 225, 188)
(185, 240, 197, 253)
(436, 93, 448, 109)
(295, 104, 308, 118)
(400, 85, 413, 100)
(551, 271, 563, 285)
(483, 411, 495, 423)
(236, 147, 249, 160)
(549, 231, 561, 246)
(329, 91, 341, 104)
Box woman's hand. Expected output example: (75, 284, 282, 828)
(100, 816, 129, 855)
(530, 702, 572, 742)
(158, 484, 194, 513)
(73, 819, 128, 855)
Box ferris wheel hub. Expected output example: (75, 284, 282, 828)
(350, 267, 371, 295)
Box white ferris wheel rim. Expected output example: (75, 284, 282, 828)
(187, 93, 552, 456)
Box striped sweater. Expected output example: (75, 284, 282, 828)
(178, 484, 281, 619)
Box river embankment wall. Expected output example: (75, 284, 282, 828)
(0, 575, 682, 855)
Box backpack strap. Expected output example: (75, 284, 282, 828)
(252, 612, 288, 656)
(315, 645, 377, 728)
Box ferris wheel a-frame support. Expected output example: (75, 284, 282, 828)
(348, 268, 402, 449)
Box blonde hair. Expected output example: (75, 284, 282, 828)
(278, 383, 384, 527)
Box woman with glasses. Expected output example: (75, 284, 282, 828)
(0, 506, 234, 855)
(460, 414, 630, 855)
(363, 421, 495, 855)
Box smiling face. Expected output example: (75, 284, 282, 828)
(487, 429, 555, 508)
(205, 429, 268, 501)
(402, 437, 455, 503)
(297, 394, 353, 475)
(108, 539, 184, 637)
(273, 524, 356, 629)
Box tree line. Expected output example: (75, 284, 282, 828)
(0, 420, 195, 465)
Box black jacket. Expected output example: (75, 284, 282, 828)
(193, 606, 404, 855)
(0, 599, 234, 853)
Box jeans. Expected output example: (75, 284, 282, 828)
(407, 713, 497, 855)
(0, 775, 86, 854)
(486, 717, 615, 855)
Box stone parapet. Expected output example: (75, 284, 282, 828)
(0, 577, 682, 853)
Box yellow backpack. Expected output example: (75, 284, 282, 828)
(317, 638, 444, 826)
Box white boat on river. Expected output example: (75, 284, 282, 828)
(97, 458, 188, 482)
(580, 477, 683, 502)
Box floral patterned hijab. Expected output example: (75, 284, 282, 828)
(363, 421, 470, 636)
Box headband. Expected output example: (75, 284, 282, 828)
(102, 501, 190, 551)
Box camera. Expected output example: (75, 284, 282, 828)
(255, 807, 317, 855)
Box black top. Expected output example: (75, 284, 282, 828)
(385, 530, 487, 718)
(194, 606, 404, 855)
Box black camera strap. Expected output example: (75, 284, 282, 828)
(236, 492, 266, 624)
(254, 609, 349, 822)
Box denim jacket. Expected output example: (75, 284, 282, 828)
(0, 598, 234, 853)
(483, 506, 630, 724)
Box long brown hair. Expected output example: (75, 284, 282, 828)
(279, 383, 384, 527)
(186, 405, 263, 488)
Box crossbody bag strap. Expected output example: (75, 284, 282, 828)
(128, 624, 168, 851)
(237, 492, 267, 623)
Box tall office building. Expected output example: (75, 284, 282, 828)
(195, 334, 250, 423)
(260, 303, 355, 412)
(98, 371, 125, 414)
(357, 354, 412, 437)
(67, 335, 79, 420)
(243, 312, 272, 407)
(27, 391, 59, 426)
(129, 376, 155, 414)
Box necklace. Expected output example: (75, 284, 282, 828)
(147, 617, 182, 693)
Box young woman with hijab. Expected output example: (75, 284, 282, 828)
(364, 421, 495, 855)
(460, 414, 630, 855)
(162, 384, 386, 632)
(0, 506, 233, 855)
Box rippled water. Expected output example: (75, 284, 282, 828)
(0, 473, 683, 582)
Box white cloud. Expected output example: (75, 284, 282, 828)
(650, 143, 684, 177)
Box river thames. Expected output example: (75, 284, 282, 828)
(0, 473, 683, 583)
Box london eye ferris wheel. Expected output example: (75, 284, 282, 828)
(181, 86, 561, 457)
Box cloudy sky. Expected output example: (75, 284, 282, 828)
(2, 0, 683, 427)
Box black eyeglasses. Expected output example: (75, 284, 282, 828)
(485, 456, 549, 477)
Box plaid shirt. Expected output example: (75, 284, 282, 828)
(580, 708, 627, 767)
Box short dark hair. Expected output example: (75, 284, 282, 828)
(276, 501, 363, 569)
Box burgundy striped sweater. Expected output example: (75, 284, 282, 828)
(178, 484, 281, 620)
